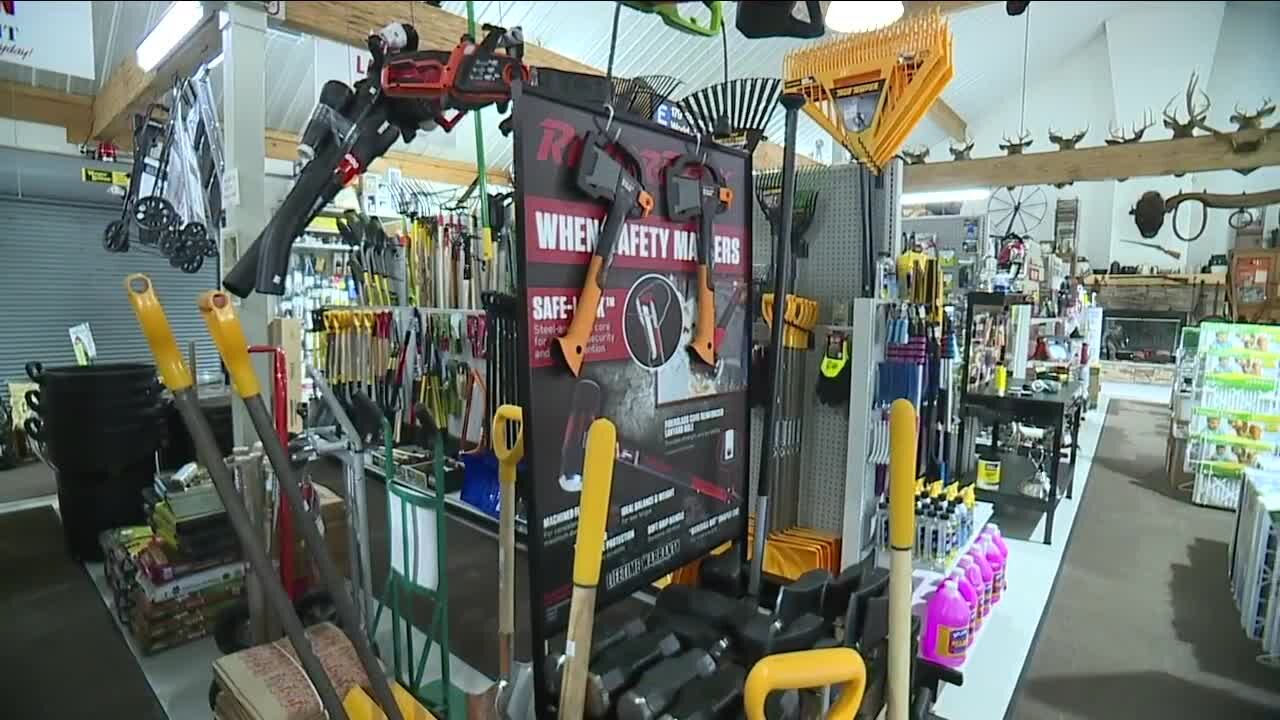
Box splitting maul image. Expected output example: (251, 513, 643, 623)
(557, 379, 738, 504)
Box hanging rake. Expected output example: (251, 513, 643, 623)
(679, 77, 782, 152)
(611, 74, 683, 121)
(755, 166, 823, 262)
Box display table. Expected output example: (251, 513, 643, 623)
(961, 379, 1083, 544)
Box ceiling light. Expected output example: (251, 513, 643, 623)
(137, 2, 205, 72)
(901, 188, 991, 205)
(826, 1, 904, 33)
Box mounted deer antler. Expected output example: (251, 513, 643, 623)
(1048, 125, 1089, 150)
(949, 137, 974, 160)
(901, 145, 930, 165)
(1164, 71, 1210, 139)
(1105, 109, 1155, 145)
(999, 129, 1033, 155)
(1231, 99, 1276, 131)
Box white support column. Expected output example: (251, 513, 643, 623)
(221, 2, 270, 445)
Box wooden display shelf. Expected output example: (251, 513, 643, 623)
(1087, 272, 1226, 287)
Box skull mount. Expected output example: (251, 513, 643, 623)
(949, 137, 974, 160)
(1106, 109, 1155, 145)
(1164, 72, 1210, 139)
(1048, 126, 1089, 151)
(901, 146, 930, 165)
(999, 130, 1033, 156)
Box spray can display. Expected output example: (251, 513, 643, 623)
(921, 579, 970, 667)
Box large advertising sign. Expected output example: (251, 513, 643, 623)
(512, 85, 752, 669)
(0, 2, 95, 79)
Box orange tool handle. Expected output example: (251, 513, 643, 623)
(555, 255, 605, 377)
(689, 264, 716, 366)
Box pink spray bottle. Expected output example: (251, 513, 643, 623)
(966, 547, 994, 618)
(921, 579, 970, 667)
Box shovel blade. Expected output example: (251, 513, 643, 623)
(465, 685, 500, 720)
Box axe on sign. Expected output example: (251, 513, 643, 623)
(555, 131, 655, 376)
(665, 153, 734, 367)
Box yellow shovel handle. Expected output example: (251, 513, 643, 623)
(197, 290, 261, 399)
(124, 274, 192, 392)
(492, 404, 524, 484)
(744, 648, 867, 720)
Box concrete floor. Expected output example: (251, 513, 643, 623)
(0, 382, 1176, 719)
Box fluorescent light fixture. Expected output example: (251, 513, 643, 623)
(206, 52, 224, 70)
(826, 1, 904, 33)
(137, 2, 205, 72)
(901, 188, 991, 205)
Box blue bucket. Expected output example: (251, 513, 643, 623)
(460, 452, 501, 519)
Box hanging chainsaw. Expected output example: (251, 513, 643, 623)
(223, 22, 529, 298)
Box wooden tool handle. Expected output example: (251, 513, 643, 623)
(557, 584, 598, 720)
(888, 399, 918, 720)
(197, 290, 262, 398)
(559, 418, 617, 720)
(688, 264, 716, 366)
(124, 274, 192, 392)
(555, 256, 605, 376)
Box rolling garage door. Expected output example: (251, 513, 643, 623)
(0, 197, 221, 403)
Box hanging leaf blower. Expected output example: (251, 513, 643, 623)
(223, 22, 528, 299)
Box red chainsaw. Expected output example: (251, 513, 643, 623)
(381, 23, 530, 131)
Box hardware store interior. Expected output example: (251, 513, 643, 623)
(2, 1, 1280, 718)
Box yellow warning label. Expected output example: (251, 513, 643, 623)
(82, 168, 130, 186)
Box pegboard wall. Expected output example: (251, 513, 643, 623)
(748, 162, 883, 533)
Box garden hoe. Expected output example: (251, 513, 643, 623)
(558, 418, 618, 719)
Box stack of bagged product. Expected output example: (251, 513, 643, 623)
(99, 462, 247, 654)
(212, 622, 370, 720)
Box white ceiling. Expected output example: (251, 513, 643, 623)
(1, 2, 1275, 181)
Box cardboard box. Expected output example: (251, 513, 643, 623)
(268, 318, 303, 433)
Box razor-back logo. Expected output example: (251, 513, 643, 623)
(536, 118, 582, 166)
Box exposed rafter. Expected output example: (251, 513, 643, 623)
(0, 80, 93, 142)
(264, 128, 513, 186)
(278, 1, 598, 75)
(90, 13, 221, 143)
(928, 98, 968, 143)
(903, 130, 1280, 191)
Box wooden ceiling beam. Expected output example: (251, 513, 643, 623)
(277, 1, 597, 75)
(264, 128, 513, 187)
(90, 13, 221, 143)
(903, 130, 1280, 191)
(0, 80, 94, 142)
(928, 98, 967, 143)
